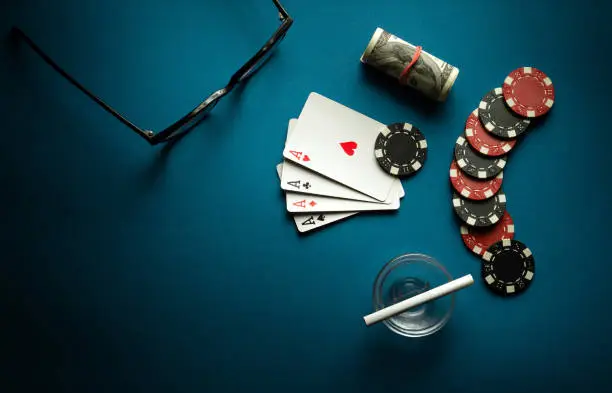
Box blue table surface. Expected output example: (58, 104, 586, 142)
(2, 0, 612, 392)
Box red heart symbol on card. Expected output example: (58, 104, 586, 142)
(340, 141, 358, 156)
(303, 155, 310, 162)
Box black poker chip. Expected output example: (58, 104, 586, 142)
(374, 122, 427, 176)
(452, 191, 506, 227)
(481, 239, 535, 296)
(454, 134, 506, 179)
(478, 87, 531, 139)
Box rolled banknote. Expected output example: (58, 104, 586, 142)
(361, 27, 459, 101)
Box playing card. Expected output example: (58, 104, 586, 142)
(293, 212, 355, 233)
(282, 119, 404, 203)
(283, 92, 397, 201)
(286, 190, 400, 213)
(276, 164, 357, 232)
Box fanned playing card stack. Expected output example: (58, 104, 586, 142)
(276, 92, 405, 233)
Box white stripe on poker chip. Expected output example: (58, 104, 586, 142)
(457, 136, 466, 145)
(503, 145, 512, 152)
(494, 87, 502, 95)
(477, 170, 487, 178)
(412, 161, 422, 171)
(403, 123, 413, 131)
(523, 247, 533, 257)
(502, 238, 511, 247)
(527, 110, 536, 117)
(485, 274, 495, 284)
(467, 217, 476, 226)
(506, 285, 516, 294)
(545, 98, 554, 107)
(507, 130, 517, 138)
(484, 189, 494, 198)
(453, 198, 461, 207)
(485, 122, 495, 131)
(506, 97, 516, 107)
(544, 77, 552, 86)
(507, 224, 515, 233)
(461, 189, 471, 198)
(419, 140, 427, 148)
(473, 245, 483, 254)
(482, 251, 493, 261)
(489, 214, 500, 224)
(472, 109, 479, 116)
(466, 128, 474, 137)
(390, 166, 399, 175)
(479, 101, 487, 110)
(497, 160, 506, 169)
(375, 149, 383, 158)
(457, 158, 467, 168)
(450, 168, 458, 178)
(498, 172, 504, 179)
(504, 76, 514, 86)
(460, 226, 469, 235)
(380, 126, 391, 137)
(479, 146, 489, 155)
(498, 194, 507, 203)
(524, 67, 532, 74)
(525, 270, 534, 280)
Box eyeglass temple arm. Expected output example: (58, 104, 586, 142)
(273, 0, 290, 18)
(10, 27, 153, 142)
(228, 0, 293, 85)
(154, 1, 292, 144)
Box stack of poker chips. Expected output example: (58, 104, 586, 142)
(449, 67, 555, 297)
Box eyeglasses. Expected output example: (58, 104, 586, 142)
(11, 0, 293, 145)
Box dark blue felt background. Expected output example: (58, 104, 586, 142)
(1, 1, 611, 392)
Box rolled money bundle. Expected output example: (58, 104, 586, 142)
(361, 27, 459, 102)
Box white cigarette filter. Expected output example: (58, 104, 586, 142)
(363, 274, 474, 326)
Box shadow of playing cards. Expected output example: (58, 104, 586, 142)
(358, 65, 449, 117)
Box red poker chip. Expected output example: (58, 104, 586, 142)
(465, 109, 516, 157)
(460, 211, 515, 256)
(502, 67, 555, 118)
(449, 160, 503, 200)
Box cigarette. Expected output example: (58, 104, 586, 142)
(363, 274, 474, 326)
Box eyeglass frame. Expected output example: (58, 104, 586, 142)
(11, 0, 293, 145)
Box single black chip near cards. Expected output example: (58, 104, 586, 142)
(375, 122, 427, 176)
(454, 134, 506, 179)
(479, 87, 531, 139)
(452, 191, 507, 227)
(481, 239, 535, 296)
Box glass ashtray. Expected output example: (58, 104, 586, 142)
(372, 253, 455, 337)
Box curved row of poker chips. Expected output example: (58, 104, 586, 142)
(449, 66, 555, 297)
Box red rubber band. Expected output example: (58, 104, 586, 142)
(399, 46, 422, 84)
